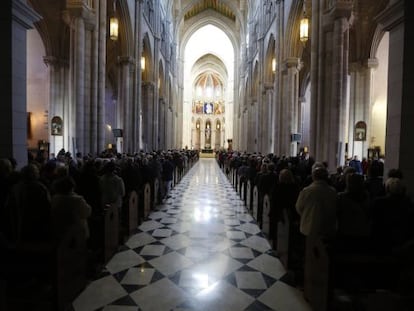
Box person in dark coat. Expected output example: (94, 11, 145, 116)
(371, 177, 414, 253)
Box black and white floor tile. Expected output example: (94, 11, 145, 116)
(72, 159, 311, 311)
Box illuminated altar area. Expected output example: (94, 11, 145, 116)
(191, 72, 225, 151)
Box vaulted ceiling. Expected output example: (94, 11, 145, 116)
(184, 0, 236, 22)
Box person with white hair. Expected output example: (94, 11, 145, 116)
(295, 166, 337, 239)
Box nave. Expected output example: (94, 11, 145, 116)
(72, 158, 311, 311)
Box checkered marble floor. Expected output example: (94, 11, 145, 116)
(72, 159, 311, 311)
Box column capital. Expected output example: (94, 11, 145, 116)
(64, 0, 95, 23)
(299, 96, 307, 103)
(283, 57, 301, 70)
(330, 0, 354, 19)
(118, 56, 135, 66)
(349, 58, 379, 72)
(367, 58, 379, 69)
(142, 81, 156, 90)
(263, 82, 274, 90)
(43, 56, 69, 67)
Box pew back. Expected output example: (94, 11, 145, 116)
(128, 191, 138, 235)
(277, 209, 290, 266)
(246, 181, 252, 211)
(304, 235, 330, 311)
(56, 223, 87, 311)
(262, 194, 271, 238)
(143, 183, 151, 220)
(104, 204, 119, 263)
(252, 186, 259, 222)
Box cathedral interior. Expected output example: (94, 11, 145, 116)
(2, 0, 414, 193)
(1, 0, 414, 310)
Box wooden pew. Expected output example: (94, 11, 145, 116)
(277, 209, 290, 266)
(234, 170, 238, 191)
(143, 183, 151, 220)
(173, 167, 179, 186)
(240, 178, 247, 204)
(252, 186, 259, 222)
(304, 234, 330, 311)
(2, 223, 87, 311)
(152, 178, 159, 208)
(246, 180, 252, 211)
(56, 223, 87, 311)
(0, 279, 5, 311)
(127, 191, 138, 235)
(104, 204, 119, 263)
(261, 194, 271, 239)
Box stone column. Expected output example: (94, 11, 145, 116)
(97, 0, 106, 153)
(118, 56, 134, 153)
(142, 82, 155, 151)
(44, 57, 67, 155)
(311, 0, 352, 170)
(309, 0, 321, 159)
(135, 0, 144, 151)
(66, 0, 96, 155)
(348, 59, 378, 160)
(378, 0, 414, 195)
(90, 0, 99, 155)
(284, 57, 301, 156)
(74, 16, 85, 154)
(158, 98, 165, 149)
(298, 96, 309, 148)
(247, 101, 258, 153)
(273, 0, 284, 156)
(242, 107, 248, 151)
(83, 20, 94, 154)
(261, 84, 273, 154)
(200, 123, 205, 149)
(0, 1, 41, 167)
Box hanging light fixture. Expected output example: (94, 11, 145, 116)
(109, 0, 119, 41)
(272, 58, 276, 73)
(141, 56, 146, 71)
(300, 1, 309, 43)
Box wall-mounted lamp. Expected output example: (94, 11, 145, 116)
(141, 56, 146, 71)
(109, 0, 118, 41)
(272, 58, 276, 73)
(300, 16, 309, 42)
(196, 123, 200, 129)
(299, 3, 309, 43)
(216, 123, 220, 130)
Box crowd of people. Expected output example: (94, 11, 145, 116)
(218, 150, 414, 297)
(0, 149, 198, 272)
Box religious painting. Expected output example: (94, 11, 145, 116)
(354, 121, 367, 141)
(196, 101, 203, 114)
(51, 116, 63, 136)
(214, 102, 222, 115)
(204, 102, 213, 114)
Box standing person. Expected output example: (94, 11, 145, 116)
(99, 161, 125, 212)
(336, 173, 371, 252)
(295, 165, 337, 239)
(51, 176, 91, 241)
(6, 164, 52, 245)
(295, 165, 337, 301)
(349, 155, 363, 175)
(162, 155, 175, 200)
